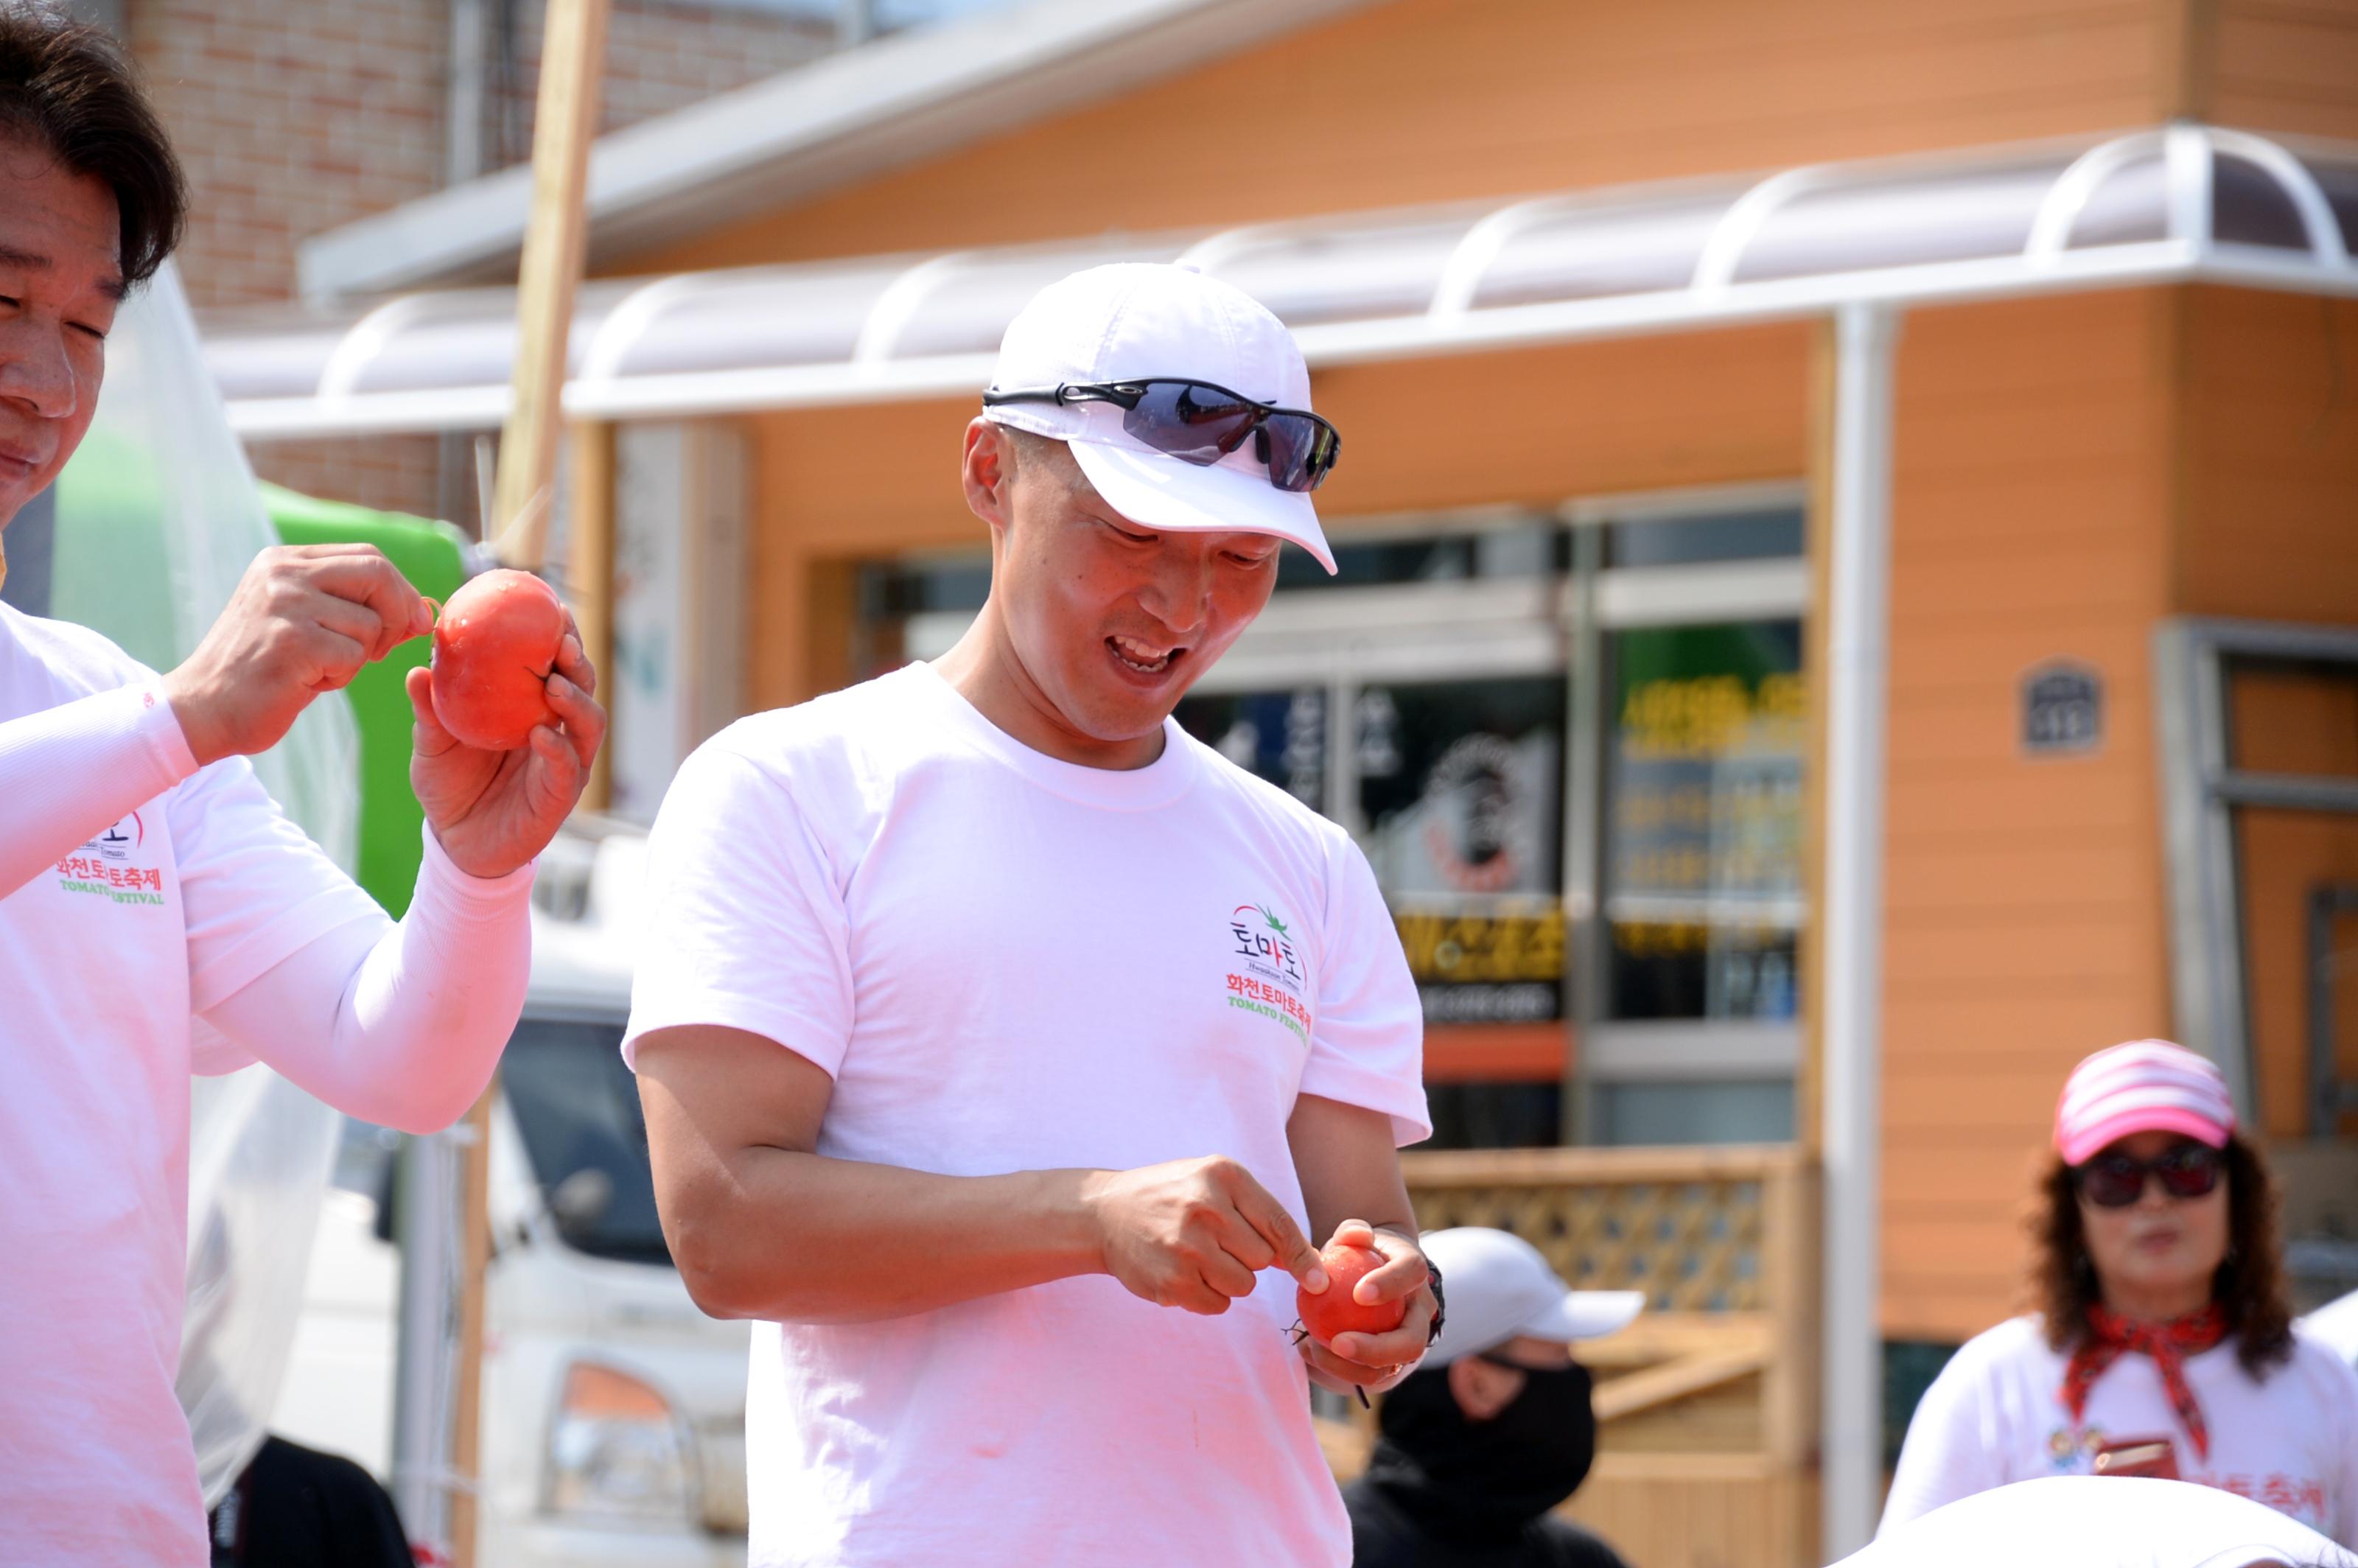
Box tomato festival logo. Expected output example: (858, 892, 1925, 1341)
(56, 811, 167, 906)
(1226, 902, 1309, 1045)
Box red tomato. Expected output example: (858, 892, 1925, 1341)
(1297, 1238, 1405, 1345)
(428, 569, 566, 752)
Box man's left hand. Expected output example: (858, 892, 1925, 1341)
(404, 623, 606, 879)
(1298, 1218, 1435, 1396)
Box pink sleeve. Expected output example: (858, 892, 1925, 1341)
(1298, 830, 1430, 1147)
(198, 822, 534, 1133)
(0, 681, 195, 900)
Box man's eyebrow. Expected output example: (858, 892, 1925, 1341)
(0, 243, 127, 302)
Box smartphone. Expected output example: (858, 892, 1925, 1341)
(2091, 1436, 2180, 1480)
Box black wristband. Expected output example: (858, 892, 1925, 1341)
(1424, 1260, 1446, 1347)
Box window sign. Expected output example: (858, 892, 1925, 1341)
(1357, 676, 1566, 1025)
(1606, 622, 1804, 1021)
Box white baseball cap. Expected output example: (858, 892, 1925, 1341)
(1419, 1227, 1645, 1368)
(982, 262, 1337, 573)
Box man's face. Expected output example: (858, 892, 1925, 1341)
(984, 427, 1280, 746)
(0, 135, 122, 529)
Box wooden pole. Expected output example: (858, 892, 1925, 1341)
(489, 0, 609, 570)
(449, 4, 609, 1564)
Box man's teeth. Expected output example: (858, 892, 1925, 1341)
(1110, 636, 1175, 673)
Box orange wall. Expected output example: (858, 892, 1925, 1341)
(620, 0, 2183, 278)
(2174, 288, 2358, 623)
(2208, 0, 2358, 138)
(2175, 284, 2358, 1146)
(1878, 290, 2181, 1341)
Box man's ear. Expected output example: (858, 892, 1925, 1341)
(962, 417, 1015, 536)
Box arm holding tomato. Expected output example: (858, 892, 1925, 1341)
(634, 1023, 1334, 1323)
(1287, 1092, 1436, 1395)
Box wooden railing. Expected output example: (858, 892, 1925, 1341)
(1321, 1144, 1821, 1568)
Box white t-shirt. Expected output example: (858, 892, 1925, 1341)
(1845, 1476, 2357, 1568)
(1, 602, 533, 1567)
(1883, 1314, 2358, 1545)
(624, 662, 1430, 1568)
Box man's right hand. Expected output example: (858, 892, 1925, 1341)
(163, 544, 435, 766)
(1083, 1155, 1329, 1315)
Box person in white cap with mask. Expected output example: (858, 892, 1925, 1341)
(627, 263, 1438, 1567)
(1883, 1040, 2358, 1544)
(1343, 1227, 1642, 1568)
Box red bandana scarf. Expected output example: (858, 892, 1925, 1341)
(2060, 1303, 2228, 1461)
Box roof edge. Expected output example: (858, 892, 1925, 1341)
(296, 0, 1379, 301)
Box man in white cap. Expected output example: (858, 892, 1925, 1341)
(628, 263, 1439, 1566)
(1344, 1228, 1642, 1568)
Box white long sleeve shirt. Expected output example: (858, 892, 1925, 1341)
(0, 600, 535, 1568)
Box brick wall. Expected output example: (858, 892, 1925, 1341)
(500, 1, 831, 161)
(129, 0, 447, 311)
(124, 0, 828, 517)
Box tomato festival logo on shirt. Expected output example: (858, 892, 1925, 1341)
(55, 811, 167, 906)
(1226, 903, 1309, 1046)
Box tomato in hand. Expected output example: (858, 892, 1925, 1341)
(428, 569, 567, 752)
(1297, 1236, 1405, 1345)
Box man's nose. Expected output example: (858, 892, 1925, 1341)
(0, 321, 80, 421)
(1140, 545, 1215, 634)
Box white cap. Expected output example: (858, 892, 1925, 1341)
(1419, 1227, 1645, 1368)
(983, 262, 1337, 573)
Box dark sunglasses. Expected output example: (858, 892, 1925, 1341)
(2074, 1141, 2225, 1208)
(982, 379, 1341, 494)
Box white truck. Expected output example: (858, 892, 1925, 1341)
(270, 827, 752, 1566)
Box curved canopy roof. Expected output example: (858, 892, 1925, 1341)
(207, 123, 2358, 441)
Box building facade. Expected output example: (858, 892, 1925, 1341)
(206, 0, 2358, 1449)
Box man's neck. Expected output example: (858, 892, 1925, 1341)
(931, 610, 1166, 771)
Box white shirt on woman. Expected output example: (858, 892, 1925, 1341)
(623, 662, 1430, 1568)
(1883, 1313, 2358, 1545)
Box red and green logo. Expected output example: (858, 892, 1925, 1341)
(1226, 902, 1309, 1044)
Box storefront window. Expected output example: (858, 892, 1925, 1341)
(1173, 688, 1327, 810)
(1603, 620, 1805, 1022)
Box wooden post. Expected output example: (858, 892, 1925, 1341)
(489, 0, 609, 570)
(449, 3, 609, 1564)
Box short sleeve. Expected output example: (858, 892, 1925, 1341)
(1298, 830, 1429, 1147)
(623, 741, 855, 1076)
(171, 755, 389, 1016)
(1878, 1335, 2008, 1534)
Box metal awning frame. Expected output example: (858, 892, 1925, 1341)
(224, 123, 2358, 441)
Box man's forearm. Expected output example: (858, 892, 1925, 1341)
(200, 824, 533, 1132)
(0, 683, 196, 899)
(668, 1151, 1107, 1324)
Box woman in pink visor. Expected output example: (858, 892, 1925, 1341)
(1881, 1040, 2358, 1546)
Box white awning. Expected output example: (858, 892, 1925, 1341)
(206, 123, 2358, 441)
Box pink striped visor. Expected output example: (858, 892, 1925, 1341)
(2054, 1039, 2236, 1167)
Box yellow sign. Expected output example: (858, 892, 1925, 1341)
(1393, 906, 1566, 984)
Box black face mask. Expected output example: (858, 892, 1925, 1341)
(1364, 1357, 1598, 1544)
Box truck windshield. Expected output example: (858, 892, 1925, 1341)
(499, 1015, 672, 1266)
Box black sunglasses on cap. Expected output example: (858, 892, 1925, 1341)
(2074, 1141, 2225, 1208)
(982, 378, 1341, 494)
